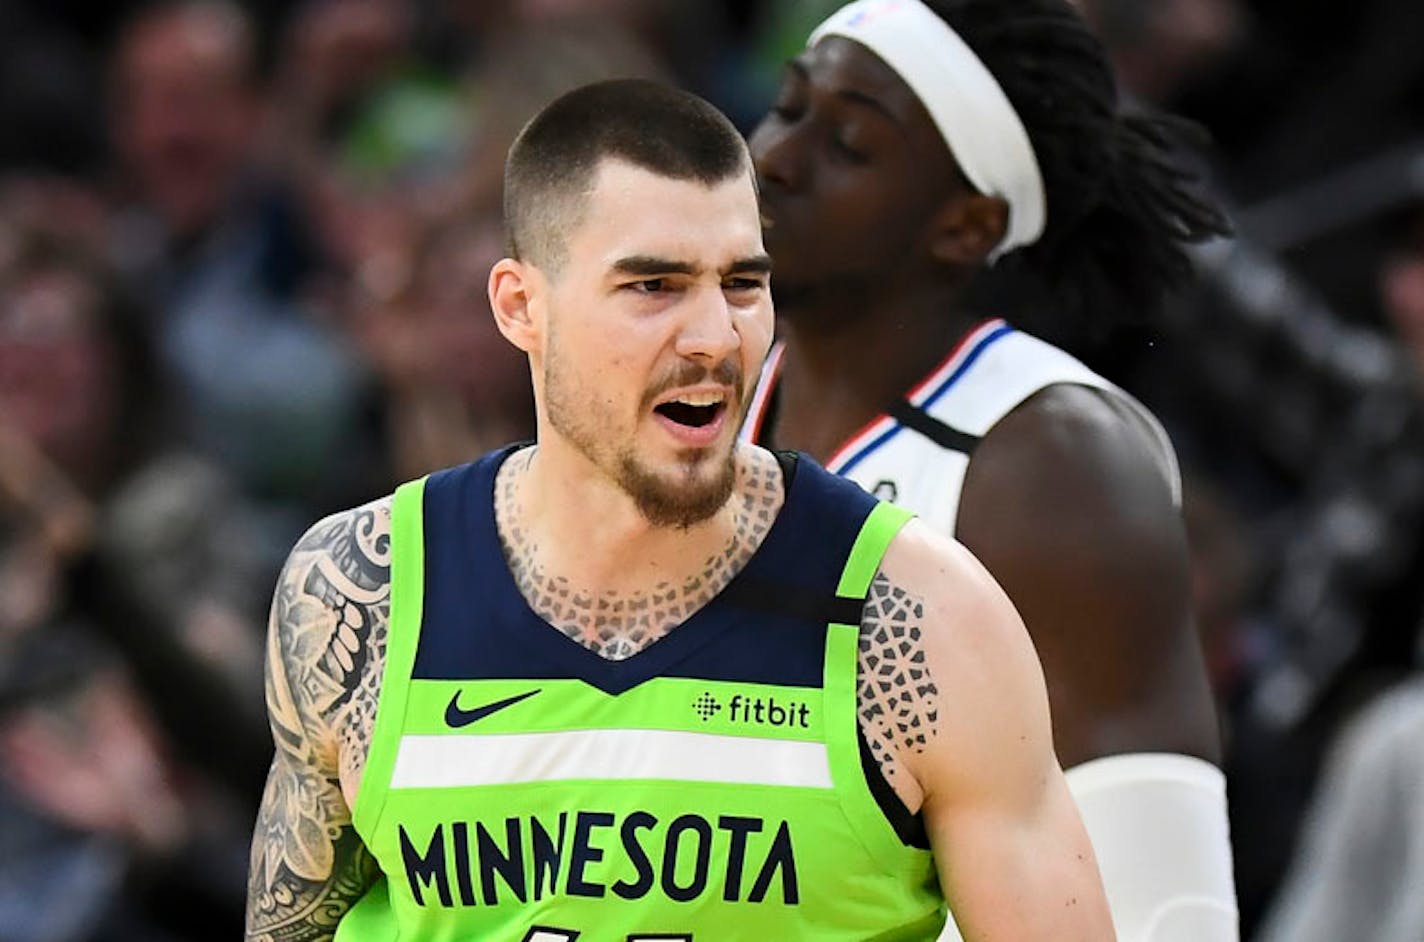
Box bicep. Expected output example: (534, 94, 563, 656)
(890, 534, 1111, 939)
(928, 768, 1109, 941)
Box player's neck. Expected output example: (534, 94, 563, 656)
(773, 291, 981, 463)
(501, 441, 773, 596)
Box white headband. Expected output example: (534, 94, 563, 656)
(809, 0, 1046, 258)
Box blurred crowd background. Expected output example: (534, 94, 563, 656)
(1, 0, 1422, 939)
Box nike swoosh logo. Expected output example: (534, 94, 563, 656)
(444, 689, 541, 728)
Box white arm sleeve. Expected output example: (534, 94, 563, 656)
(937, 752, 1238, 942)
(1066, 753, 1238, 942)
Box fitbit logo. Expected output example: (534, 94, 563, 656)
(692, 692, 812, 728)
(729, 694, 811, 729)
(692, 692, 722, 720)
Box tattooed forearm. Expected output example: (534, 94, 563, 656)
(245, 768, 378, 940)
(858, 573, 941, 781)
(246, 500, 391, 941)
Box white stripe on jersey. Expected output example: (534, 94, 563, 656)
(390, 728, 833, 790)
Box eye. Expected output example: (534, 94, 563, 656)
(723, 277, 767, 300)
(627, 278, 667, 293)
(770, 96, 805, 122)
(832, 132, 870, 164)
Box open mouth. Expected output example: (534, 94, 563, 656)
(654, 398, 725, 429)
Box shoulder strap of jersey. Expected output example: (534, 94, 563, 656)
(824, 501, 925, 871)
(351, 476, 427, 841)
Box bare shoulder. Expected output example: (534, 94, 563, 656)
(968, 382, 1177, 519)
(269, 496, 393, 800)
(858, 520, 1051, 811)
(957, 382, 1187, 628)
(956, 383, 1219, 765)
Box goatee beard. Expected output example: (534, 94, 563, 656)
(616, 447, 737, 530)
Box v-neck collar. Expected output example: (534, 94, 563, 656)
(473, 446, 805, 695)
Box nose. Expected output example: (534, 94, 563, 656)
(674, 286, 741, 366)
(749, 116, 804, 193)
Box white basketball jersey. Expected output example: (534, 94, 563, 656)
(741, 318, 1181, 534)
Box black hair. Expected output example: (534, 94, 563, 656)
(504, 78, 750, 269)
(927, 0, 1232, 334)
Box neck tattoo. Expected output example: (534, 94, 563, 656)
(496, 448, 784, 661)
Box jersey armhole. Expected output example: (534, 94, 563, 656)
(858, 725, 930, 848)
(351, 477, 428, 841)
(824, 501, 931, 871)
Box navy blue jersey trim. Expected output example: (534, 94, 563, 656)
(716, 576, 868, 627)
(411, 447, 880, 693)
(858, 726, 930, 849)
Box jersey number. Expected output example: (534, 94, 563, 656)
(523, 929, 692, 942)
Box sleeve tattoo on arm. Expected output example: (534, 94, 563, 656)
(246, 505, 391, 941)
(858, 572, 941, 783)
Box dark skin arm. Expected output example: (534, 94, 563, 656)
(955, 384, 1220, 767)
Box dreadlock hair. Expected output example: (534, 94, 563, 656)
(926, 0, 1231, 339)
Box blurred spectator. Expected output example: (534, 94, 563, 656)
(345, 213, 533, 480)
(1245, 207, 1424, 942)
(0, 179, 264, 939)
(107, 0, 379, 568)
(1255, 677, 1424, 942)
(279, 6, 675, 479)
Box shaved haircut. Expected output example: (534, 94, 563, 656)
(503, 79, 751, 272)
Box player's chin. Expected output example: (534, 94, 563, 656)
(625, 443, 738, 529)
(663, 437, 736, 477)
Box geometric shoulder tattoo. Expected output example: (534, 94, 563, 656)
(245, 501, 390, 942)
(857, 572, 941, 783)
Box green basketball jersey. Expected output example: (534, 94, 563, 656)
(337, 448, 946, 941)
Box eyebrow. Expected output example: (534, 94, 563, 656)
(726, 254, 773, 277)
(611, 256, 695, 277)
(610, 254, 773, 278)
(786, 57, 906, 128)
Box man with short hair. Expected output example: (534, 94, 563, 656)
(245, 78, 1112, 941)
(744, 1, 1238, 939)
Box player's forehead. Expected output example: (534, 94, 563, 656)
(567, 157, 764, 274)
(792, 36, 925, 126)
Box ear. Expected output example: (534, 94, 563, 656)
(488, 257, 541, 354)
(927, 193, 1010, 268)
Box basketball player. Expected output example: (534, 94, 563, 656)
(744, 1, 1237, 940)
(244, 79, 1113, 940)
